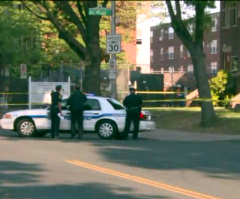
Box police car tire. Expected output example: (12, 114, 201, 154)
(97, 120, 117, 140)
(17, 119, 36, 137)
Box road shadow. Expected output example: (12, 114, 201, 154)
(85, 139, 240, 181)
(0, 183, 170, 199)
(0, 161, 170, 199)
(2, 129, 240, 181)
(0, 161, 44, 186)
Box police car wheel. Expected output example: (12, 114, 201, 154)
(97, 120, 117, 140)
(17, 119, 36, 137)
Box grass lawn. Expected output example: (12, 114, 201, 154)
(144, 107, 240, 135)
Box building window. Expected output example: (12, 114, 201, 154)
(211, 18, 218, 32)
(136, 39, 142, 45)
(231, 56, 239, 72)
(180, 45, 183, 58)
(188, 64, 193, 77)
(179, 65, 184, 73)
(150, 50, 153, 63)
(159, 29, 164, 41)
(230, 2, 237, 26)
(150, 31, 153, 43)
(168, 27, 174, 39)
(137, 29, 142, 45)
(210, 40, 217, 54)
(210, 62, 218, 75)
(222, 3, 230, 28)
(168, 46, 174, 59)
(169, 66, 174, 73)
(160, 48, 164, 60)
(161, 67, 164, 73)
(187, 50, 191, 57)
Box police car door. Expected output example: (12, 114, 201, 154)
(84, 98, 102, 131)
(60, 99, 71, 130)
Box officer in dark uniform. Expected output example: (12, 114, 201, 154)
(123, 87, 142, 140)
(50, 85, 62, 139)
(67, 84, 87, 139)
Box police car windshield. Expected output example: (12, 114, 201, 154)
(107, 99, 125, 110)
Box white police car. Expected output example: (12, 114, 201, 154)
(0, 96, 155, 139)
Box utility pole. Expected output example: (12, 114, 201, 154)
(110, 0, 117, 99)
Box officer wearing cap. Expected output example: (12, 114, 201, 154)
(50, 85, 63, 139)
(123, 87, 142, 140)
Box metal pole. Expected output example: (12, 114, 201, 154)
(171, 67, 173, 107)
(110, 0, 116, 99)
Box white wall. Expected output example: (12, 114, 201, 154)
(136, 14, 151, 73)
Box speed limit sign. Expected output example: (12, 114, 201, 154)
(106, 34, 121, 54)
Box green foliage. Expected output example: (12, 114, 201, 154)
(210, 70, 236, 106)
(0, 1, 45, 76)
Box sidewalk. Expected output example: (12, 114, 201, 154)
(141, 128, 240, 142)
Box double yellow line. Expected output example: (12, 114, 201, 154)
(66, 160, 222, 199)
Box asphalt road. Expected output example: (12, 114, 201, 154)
(1, 129, 240, 199)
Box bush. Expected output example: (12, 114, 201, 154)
(209, 70, 236, 107)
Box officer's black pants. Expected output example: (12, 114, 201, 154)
(50, 109, 60, 138)
(71, 110, 84, 138)
(124, 110, 140, 139)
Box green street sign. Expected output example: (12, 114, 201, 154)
(88, 7, 112, 16)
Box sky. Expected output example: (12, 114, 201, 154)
(150, 1, 221, 26)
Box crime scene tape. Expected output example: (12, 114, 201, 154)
(0, 91, 188, 95)
(0, 92, 71, 95)
(0, 99, 239, 106)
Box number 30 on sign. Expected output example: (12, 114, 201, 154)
(106, 34, 121, 54)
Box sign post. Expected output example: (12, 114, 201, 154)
(108, 59, 116, 79)
(20, 64, 27, 79)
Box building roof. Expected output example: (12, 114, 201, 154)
(150, 12, 220, 31)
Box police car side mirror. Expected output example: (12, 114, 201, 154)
(44, 104, 49, 109)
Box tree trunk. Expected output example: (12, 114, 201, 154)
(83, 16, 101, 95)
(191, 49, 216, 125)
(84, 54, 101, 95)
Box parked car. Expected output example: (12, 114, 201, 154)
(0, 96, 155, 139)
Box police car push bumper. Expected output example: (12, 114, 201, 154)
(0, 119, 14, 130)
(139, 121, 155, 131)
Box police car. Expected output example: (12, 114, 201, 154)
(0, 96, 155, 139)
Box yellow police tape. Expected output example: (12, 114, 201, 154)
(0, 99, 240, 106)
(0, 91, 188, 95)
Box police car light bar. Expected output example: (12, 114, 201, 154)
(85, 93, 95, 96)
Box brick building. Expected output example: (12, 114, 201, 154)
(150, 12, 220, 91)
(220, 1, 240, 93)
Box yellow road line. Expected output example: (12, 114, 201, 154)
(66, 160, 222, 199)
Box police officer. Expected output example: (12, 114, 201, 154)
(123, 87, 142, 140)
(67, 84, 87, 139)
(50, 85, 62, 139)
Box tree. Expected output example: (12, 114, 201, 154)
(21, 0, 109, 95)
(0, 1, 44, 90)
(165, 0, 216, 125)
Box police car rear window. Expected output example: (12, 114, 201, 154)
(84, 99, 101, 111)
(107, 99, 125, 110)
